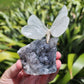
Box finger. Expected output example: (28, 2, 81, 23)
(1, 60, 22, 79)
(17, 70, 24, 80)
(56, 60, 61, 69)
(56, 51, 61, 60)
(16, 60, 22, 70)
(48, 60, 61, 82)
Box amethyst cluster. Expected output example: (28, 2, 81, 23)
(17, 37, 58, 75)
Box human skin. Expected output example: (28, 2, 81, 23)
(0, 51, 61, 84)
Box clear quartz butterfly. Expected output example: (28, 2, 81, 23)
(21, 5, 69, 43)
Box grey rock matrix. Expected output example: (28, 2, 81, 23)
(17, 37, 58, 75)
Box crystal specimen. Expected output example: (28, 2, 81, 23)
(17, 37, 58, 75)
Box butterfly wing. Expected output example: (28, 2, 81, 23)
(28, 15, 48, 32)
(21, 25, 47, 39)
(21, 15, 48, 39)
(50, 5, 69, 37)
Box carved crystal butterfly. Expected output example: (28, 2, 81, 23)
(21, 5, 69, 43)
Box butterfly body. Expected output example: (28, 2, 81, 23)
(46, 29, 51, 43)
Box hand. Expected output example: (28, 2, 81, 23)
(0, 51, 61, 84)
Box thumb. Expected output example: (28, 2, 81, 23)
(1, 60, 22, 79)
